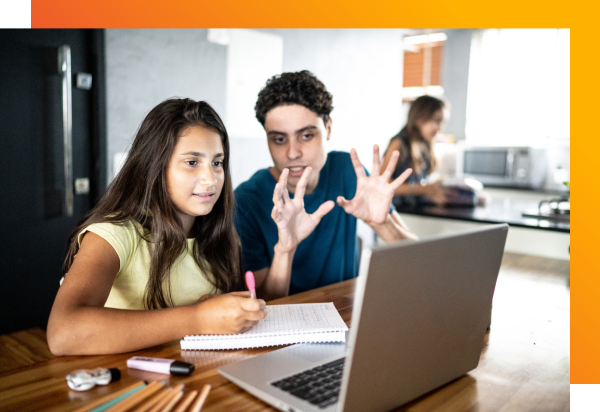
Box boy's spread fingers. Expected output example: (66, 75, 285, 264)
(272, 184, 282, 208)
(312, 200, 335, 220)
(274, 182, 288, 208)
(383, 150, 400, 178)
(283, 183, 291, 202)
(279, 169, 292, 202)
(371, 144, 381, 175)
(336, 196, 349, 209)
(350, 149, 366, 178)
(294, 166, 311, 200)
(279, 168, 288, 184)
(391, 168, 412, 190)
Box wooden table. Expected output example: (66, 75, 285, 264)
(0, 253, 570, 411)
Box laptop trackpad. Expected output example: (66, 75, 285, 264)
(288, 342, 346, 363)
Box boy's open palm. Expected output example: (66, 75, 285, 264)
(337, 146, 412, 226)
(271, 167, 334, 253)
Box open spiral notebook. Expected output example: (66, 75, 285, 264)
(180, 303, 348, 350)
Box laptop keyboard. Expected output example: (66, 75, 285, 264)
(271, 357, 345, 409)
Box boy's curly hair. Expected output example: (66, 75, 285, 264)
(254, 70, 333, 126)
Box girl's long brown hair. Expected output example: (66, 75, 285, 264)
(399, 95, 445, 175)
(63, 98, 244, 309)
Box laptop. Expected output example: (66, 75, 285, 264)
(219, 224, 508, 412)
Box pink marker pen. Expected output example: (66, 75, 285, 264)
(245, 271, 256, 299)
(127, 356, 194, 376)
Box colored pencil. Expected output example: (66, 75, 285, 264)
(147, 385, 184, 412)
(73, 381, 146, 412)
(131, 386, 172, 412)
(104, 380, 165, 412)
(159, 389, 184, 412)
(190, 384, 211, 412)
(172, 390, 198, 412)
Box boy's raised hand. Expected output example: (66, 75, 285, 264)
(271, 167, 335, 253)
(337, 145, 412, 226)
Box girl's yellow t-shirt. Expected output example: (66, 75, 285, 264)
(77, 221, 219, 310)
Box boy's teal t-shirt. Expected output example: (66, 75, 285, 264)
(234, 151, 360, 295)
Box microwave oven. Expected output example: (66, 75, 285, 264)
(456, 146, 547, 189)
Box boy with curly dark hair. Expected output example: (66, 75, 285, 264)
(235, 71, 416, 300)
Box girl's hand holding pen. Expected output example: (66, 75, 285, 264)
(194, 292, 266, 334)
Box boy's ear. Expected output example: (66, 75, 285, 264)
(326, 118, 333, 141)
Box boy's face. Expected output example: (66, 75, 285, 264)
(264, 104, 331, 195)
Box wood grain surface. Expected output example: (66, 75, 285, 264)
(0, 252, 570, 412)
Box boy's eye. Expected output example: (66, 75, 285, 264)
(301, 133, 313, 140)
(273, 137, 286, 144)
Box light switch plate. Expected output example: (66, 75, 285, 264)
(76, 73, 93, 90)
(74, 178, 90, 195)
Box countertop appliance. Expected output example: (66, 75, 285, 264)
(456, 146, 547, 189)
(522, 196, 570, 223)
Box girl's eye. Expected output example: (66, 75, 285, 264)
(185, 160, 198, 166)
(212, 161, 223, 167)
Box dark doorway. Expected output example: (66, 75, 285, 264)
(0, 29, 106, 334)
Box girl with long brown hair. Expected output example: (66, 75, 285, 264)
(47, 98, 266, 355)
(381, 95, 455, 206)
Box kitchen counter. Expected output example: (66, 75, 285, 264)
(395, 195, 569, 233)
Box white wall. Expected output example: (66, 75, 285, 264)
(262, 29, 405, 172)
(226, 29, 283, 141)
(105, 29, 227, 182)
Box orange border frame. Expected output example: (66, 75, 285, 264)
(30, 0, 587, 383)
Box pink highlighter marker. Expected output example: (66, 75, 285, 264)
(127, 356, 194, 376)
(245, 271, 256, 299)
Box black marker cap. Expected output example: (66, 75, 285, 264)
(109, 368, 121, 382)
(169, 361, 195, 376)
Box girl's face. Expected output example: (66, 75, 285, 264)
(166, 125, 225, 232)
(417, 109, 444, 142)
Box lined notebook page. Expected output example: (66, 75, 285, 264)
(181, 303, 348, 350)
(246, 302, 347, 334)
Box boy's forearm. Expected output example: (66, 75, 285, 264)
(368, 211, 418, 243)
(256, 244, 295, 301)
